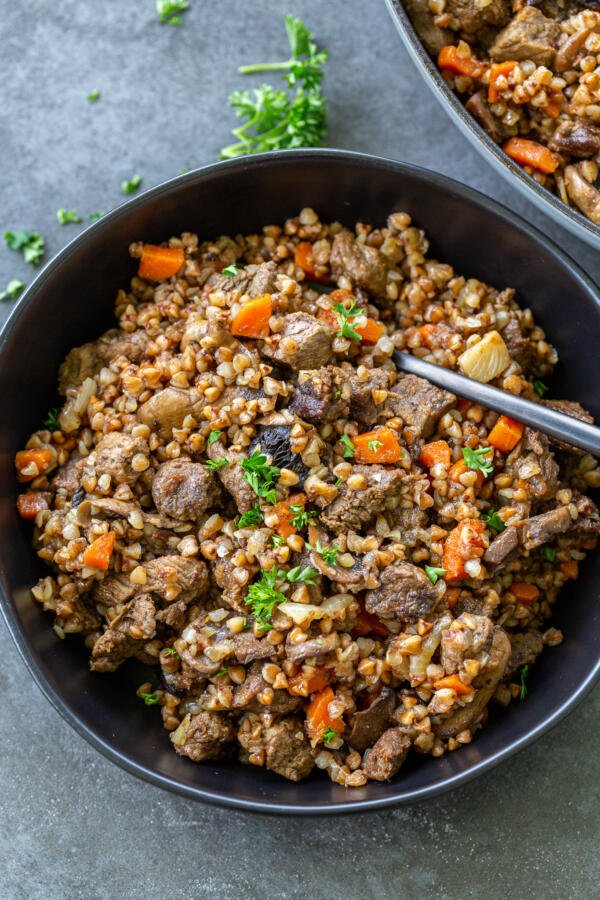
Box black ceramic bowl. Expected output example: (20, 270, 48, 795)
(1, 150, 599, 815)
(385, 0, 600, 249)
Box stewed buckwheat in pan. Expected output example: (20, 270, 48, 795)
(16, 208, 599, 786)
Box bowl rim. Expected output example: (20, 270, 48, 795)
(1, 147, 599, 815)
(384, 0, 600, 249)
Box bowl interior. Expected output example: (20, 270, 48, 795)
(1, 151, 599, 813)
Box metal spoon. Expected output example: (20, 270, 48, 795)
(393, 351, 600, 457)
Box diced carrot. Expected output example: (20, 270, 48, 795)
(82, 532, 115, 571)
(544, 94, 563, 118)
(319, 291, 382, 344)
(449, 459, 484, 488)
(561, 560, 579, 580)
(488, 415, 525, 453)
(138, 244, 185, 280)
(503, 137, 559, 174)
(353, 605, 389, 638)
(445, 587, 462, 610)
(510, 581, 540, 604)
(457, 397, 472, 415)
(419, 440, 451, 469)
(272, 492, 306, 538)
(306, 686, 344, 740)
(353, 428, 403, 464)
(230, 293, 272, 339)
(438, 45, 485, 79)
(17, 492, 49, 520)
(442, 519, 486, 581)
(356, 317, 384, 344)
(417, 324, 436, 348)
(488, 60, 518, 103)
(294, 241, 328, 281)
(15, 449, 55, 483)
(433, 674, 474, 696)
(288, 667, 331, 697)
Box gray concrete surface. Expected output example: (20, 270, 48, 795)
(0, 1, 598, 897)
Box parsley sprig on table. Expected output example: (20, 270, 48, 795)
(0, 279, 25, 302)
(241, 449, 280, 504)
(156, 0, 189, 26)
(462, 445, 494, 476)
(121, 174, 142, 195)
(4, 230, 45, 266)
(57, 208, 83, 225)
(220, 15, 328, 159)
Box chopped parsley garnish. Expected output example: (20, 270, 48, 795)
(334, 476, 343, 488)
(163, 648, 179, 657)
(367, 439, 383, 453)
(238, 503, 264, 528)
(222, 263, 238, 276)
(204, 457, 229, 471)
(462, 445, 494, 476)
(57, 208, 83, 225)
(483, 509, 506, 533)
(220, 15, 328, 159)
(244, 568, 286, 628)
(215, 667, 229, 678)
(88, 212, 103, 222)
(340, 434, 355, 459)
(321, 726, 338, 746)
(179, 167, 191, 175)
(121, 174, 142, 195)
(424, 565, 446, 585)
(333, 299, 362, 342)
(540, 546, 556, 562)
(271, 534, 285, 548)
(4, 230, 45, 266)
(87, 89, 101, 102)
(519, 665, 529, 700)
(207, 429, 222, 445)
(140, 691, 160, 706)
(43, 408, 60, 430)
(156, 0, 189, 26)
(307, 540, 339, 567)
(533, 379, 548, 397)
(289, 504, 316, 530)
(286, 565, 318, 585)
(241, 448, 280, 504)
(334, 387, 342, 399)
(0, 279, 25, 302)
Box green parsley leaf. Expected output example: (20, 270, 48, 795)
(87, 89, 101, 102)
(533, 379, 548, 397)
(340, 434, 355, 459)
(286, 565, 318, 584)
(179, 167, 191, 175)
(204, 457, 229, 471)
(57, 208, 83, 225)
(238, 503, 264, 528)
(43, 408, 60, 430)
(156, 0, 189, 25)
(333, 300, 362, 342)
(121, 174, 142, 195)
(334, 387, 342, 399)
(539, 546, 556, 562)
(0, 279, 26, 302)
(4, 230, 45, 266)
(321, 726, 338, 746)
(462, 445, 494, 476)
(215, 667, 229, 678)
(222, 263, 238, 276)
(271, 534, 285, 548)
(245, 568, 286, 628)
(163, 648, 179, 657)
(241, 448, 280, 505)
(424, 565, 446, 585)
(140, 691, 160, 706)
(334, 476, 343, 487)
(207, 429, 222, 445)
(289, 504, 316, 530)
(483, 509, 506, 533)
(368, 439, 383, 453)
(519, 665, 529, 700)
(307, 540, 339, 567)
(88, 212, 103, 222)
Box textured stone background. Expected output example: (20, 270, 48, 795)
(0, 1, 598, 897)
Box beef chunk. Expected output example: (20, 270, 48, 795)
(232, 667, 300, 713)
(542, 399, 594, 454)
(171, 711, 236, 762)
(59, 329, 148, 393)
(264, 719, 315, 782)
(90, 594, 156, 672)
(285, 632, 339, 663)
(466, 91, 505, 142)
(145, 556, 210, 604)
(564, 164, 600, 226)
(51, 453, 84, 494)
(404, 0, 453, 54)
(330, 231, 390, 298)
(364, 727, 411, 781)
(309, 538, 380, 592)
(152, 459, 221, 521)
(501, 318, 540, 373)
(508, 428, 559, 501)
(233, 630, 277, 665)
(93, 432, 149, 486)
(365, 562, 438, 622)
(248, 424, 310, 486)
(320, 465, 404, 532)
(504, 630, 544, 680)
(289, 366, 350, 423)
(207, 261, 277, 297)
(489, 7, 559, 66)
(447, 0, 510, 34)
(262, 312, 334, 371)
(349, 368, 391, 426)
(212, 554, 259, 612)
(549, 120, 600, 158)
(347, 687, 396, 753)
(440, 613, 494, 674)
(383, 375, 456, 439)
(138, 387, 203, 440)
(386, 506, 429, 544)
(484, 506, 572, 566)
(207, 442, 256, 513)
(91, 573, 137, 609)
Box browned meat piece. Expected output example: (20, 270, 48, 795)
(501, 318, 541, 374)
(320, 465, 404, 532)
(206, 261, 277, 297)
(212, 554, 259, 612)
(446, 0, 510, 34)
(440, 613, 494, 674)
(91, 573, 136, 608)
(489, 7, 559, 66)
(232, 666, 300, 714)
(59, 330, 148, 393)
(549, 120, 600, 158)
(151, 459, 221, 521)
(309, 545, 380, 592)
(571, 492, 600, 537)
(365, 562, 438, 622)
(264, 719, 315, 782)
(484, 506, 572, 566)
(285, 632, 339, 663)
(145, 556, 210, 604)
(51, 453, 84, 494)
(262, 312, 334, 371)
(435, 627, 511, 739)
(233, 630, 278, 665)
(171, 711, 236, 762)
(386, 506, 429, 544)
(207, 442, 256, 513)
(564, 164, 600, 226)
(92, 432, 149, 486)
(383, 375, 456, 439)
(363, 727, 411, 781)
(180, 648, 221, 678)
(289, 366, 350, 423)
(349, 368, 391, 426)
(507, 428, 558, 501)
(542, 399, 594, 454)
(330, 231, 390, 298)
(248, 423, 310, 486)
(347, 687, 396, 753)
(504, 630, 544, 680)
(555, 26, 594, 73)
(90, 594, 156, 672)
(466, 91, 504, 142)
(155, 600, 187, 630)
(404, 0, 453, 53)
(138, 387, 204, 441)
